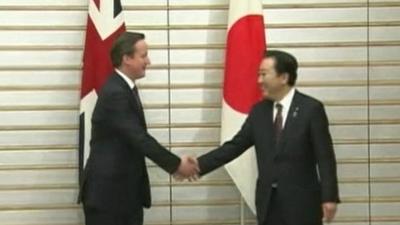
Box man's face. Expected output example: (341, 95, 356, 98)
(124, 39, 151, 80)
(257, 57, 288, 100)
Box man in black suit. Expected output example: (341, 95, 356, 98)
(79, 32, 199, 225)
(197, 50, 340, 225)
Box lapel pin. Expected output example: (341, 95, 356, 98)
(293, 107, 299, 118)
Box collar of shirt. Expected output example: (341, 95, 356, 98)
(115, 68, 135, 90)
(273, 88, 296, 128)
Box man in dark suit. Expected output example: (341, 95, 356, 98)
(79, 32, 199, 225)
(197, 50, 340, 225)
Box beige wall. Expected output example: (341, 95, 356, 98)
(0, 0, 399, 224)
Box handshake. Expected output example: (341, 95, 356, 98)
(174, 155, 200, 181)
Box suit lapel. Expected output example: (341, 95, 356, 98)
(114, 73, 147, 130)
(274, 91, 301, 156)
(264, 101, 275, 145)
(133, 89, 147, 130)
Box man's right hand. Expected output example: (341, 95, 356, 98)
(174, 155, 199, 181)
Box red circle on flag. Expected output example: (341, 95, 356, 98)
(223, 15, 266, 114)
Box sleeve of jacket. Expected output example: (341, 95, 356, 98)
(103, 90, 181, 174)
(310, 102, 340, 203)
(197, 113, 255, 176)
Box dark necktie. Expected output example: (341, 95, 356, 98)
(132, 86, 143, 110)
(132, 85, 147, 129)
(274, 103, 283, 142)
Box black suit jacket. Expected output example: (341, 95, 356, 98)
(79, 73, 181, 213)
(198, 91, 340, 225)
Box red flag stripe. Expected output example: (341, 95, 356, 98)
(81, 18, 125, 98)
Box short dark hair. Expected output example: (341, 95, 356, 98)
(264, 50, 298, 86)
(110, 32, 145, 67)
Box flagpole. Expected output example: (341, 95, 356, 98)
(240, 196, 245, 225)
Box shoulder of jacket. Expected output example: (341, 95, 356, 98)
(295, 91, 323, 108)
(250, 99, 271, 114)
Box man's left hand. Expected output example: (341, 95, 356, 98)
(322, 202, 337, 223)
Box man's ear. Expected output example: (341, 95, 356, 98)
(123, 53, 136, 64)
(122, 54, 130, 64)
(282, 73, 289, 85)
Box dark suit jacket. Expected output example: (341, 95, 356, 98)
(198, 91, 340, 225)
(79, 73, 180, 213)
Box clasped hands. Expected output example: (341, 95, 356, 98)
(174, 155, 199, 181)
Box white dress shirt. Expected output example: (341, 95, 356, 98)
(273, 88, 296, 129)
(115, 68, 135, 90)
